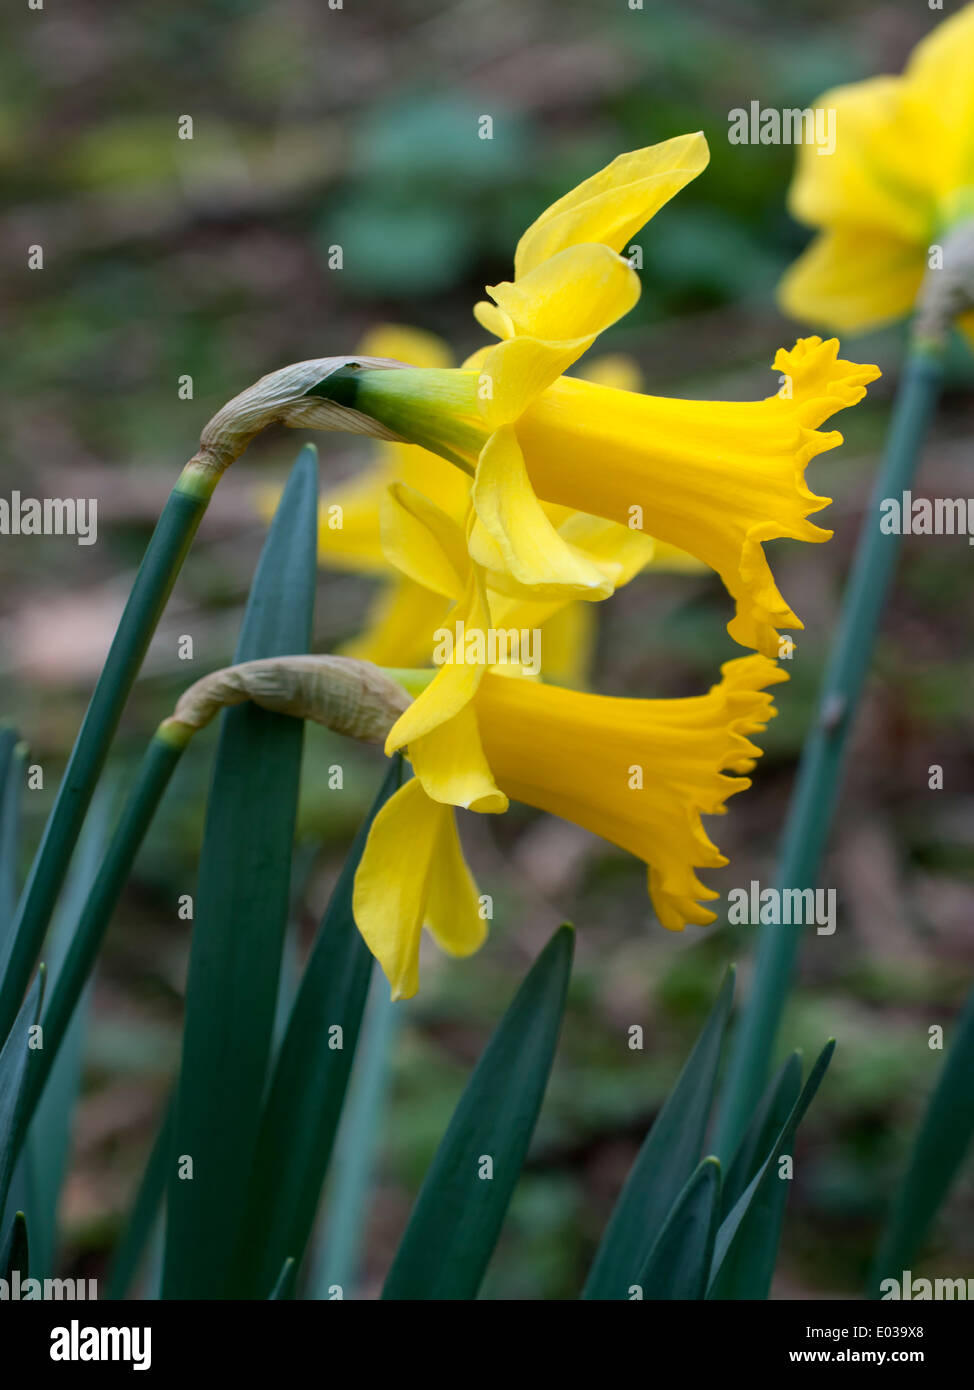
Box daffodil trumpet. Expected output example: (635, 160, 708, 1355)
(98, 648, 786, 1007)
(354, 652, 788, 1000)
(314, 338, 879, 659)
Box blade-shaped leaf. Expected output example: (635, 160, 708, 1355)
(382, 923, 574, 1301)
(233, 756, 403, 1298)
(709, 1039, 835, 1299)
(268, 1257, 297, 1300)
(307, 967, 402, 1299)
(0, 970, 44, 1218)
(163, 444, 318, 1299)
(721, 1052, 802, 1219)
(106, 1093, 174, 1300)
(1, 1210, 28, 1280)
(870, 981, 974, 1295)
(634, 1157, 721, 1300)
(0, 730, 25, 954)
(20, 783, 113, 1278)
(583, 967, 735, 1299)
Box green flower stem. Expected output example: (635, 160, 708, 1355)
(0, 465, 215, 1041)
(715, 342, 946, 1160)
(17, 727, 189, 1140)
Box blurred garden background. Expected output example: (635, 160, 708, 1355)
(2, 0, 973, 1297)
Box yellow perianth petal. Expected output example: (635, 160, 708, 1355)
(340, 578, 452, 668)
(352, 778, 485, 999)
(529, 600, 598, 688)
(471, 426, 616, 599)
(787, 76, 935, 246)
(779, 7, 974, 334)
(473, 654, 787, 931)
(575, 352, 644, 393)
(900, 5, 974, 203)
(314, 470, 388, 572)
(473, 300, 514, 341)
(409, 704, 508, 813)
(480, 244, 641, 427)
(424, 802, 490, 958)
(385, 566, 491, 752)
(514, 337, 880, 656)
(779, 225, 925, 334)
(258, 473, 391, 575)
(515, 133, 710, 277)
(379, 482, 471, 601)
(357, 323, 454, 370)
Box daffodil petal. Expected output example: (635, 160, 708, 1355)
(786, 76, 934, 246)
(425, 805, 490, 958)
(409, 704, 508, 813)
(471, 426, 615, 599)
(340, 577, 452, 668)
(473, 300, 514, 341)
(515, 133, 710, 277)
(905, 5, 974, 198)
(779, 226, 924, 334)
(358, 323, 454, 369)
(479, 245, 641, 427)
(575, 352, 644, 393)
(530, 600, 597, 688)
(352, 778, 482, 1000)
(385, 566, 491, 751)
(380, 482, 471, 600)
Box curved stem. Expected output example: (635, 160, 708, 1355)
(0, 470, 212, 1039)
(714, 342, 946, 1159)
(16, 731, 186, 1139)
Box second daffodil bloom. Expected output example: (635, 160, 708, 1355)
(778, 3, 974, 344)
(263, 325, 697, 685)
(318, 135, 880, 658)
(353, 655, 788, 999)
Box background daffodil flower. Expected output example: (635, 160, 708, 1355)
(354, 654, 787, 999)
(378, 478, 655, 774)
(778, 3, 974, 344)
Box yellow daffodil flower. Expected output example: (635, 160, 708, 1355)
(779, 4, 974, 343)
(354, 654, 787, 999)
(261, 325, 699, 681)
(347, 335, 879, 659)
(313, 137, 879, 656)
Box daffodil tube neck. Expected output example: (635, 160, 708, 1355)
(305, 367, 486, 475)
(914, 216, 974, 351)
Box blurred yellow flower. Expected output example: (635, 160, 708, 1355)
(354, 654, 787, 999)
(778, 5, 974, 342)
